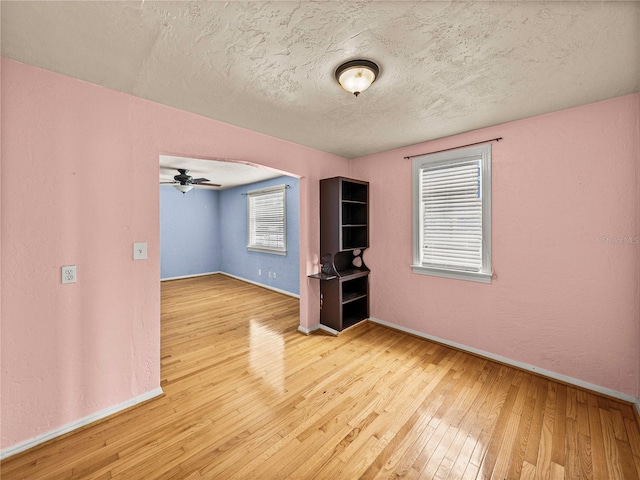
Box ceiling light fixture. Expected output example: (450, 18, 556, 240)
(174, 184, 194, 194)
(335, 60, 379, 97)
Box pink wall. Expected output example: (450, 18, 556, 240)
(351, 93, 640, 398)
(0, 59, 349, 450)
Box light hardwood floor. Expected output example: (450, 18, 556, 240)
(2, 274, 640, 479)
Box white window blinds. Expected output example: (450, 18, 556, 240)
(412, 144, 492, 283)
(420, 160, 482, 272)
(247, 185, 287, 255)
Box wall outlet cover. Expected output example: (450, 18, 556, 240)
(62, 265, 77, 284)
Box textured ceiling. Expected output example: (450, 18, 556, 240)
(159, 155, 284, 190)
(2, 1, 639, 158)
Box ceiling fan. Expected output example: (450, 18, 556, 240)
(161, 168, 221, 193)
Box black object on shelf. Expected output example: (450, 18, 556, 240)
(308, 177, 370, 333)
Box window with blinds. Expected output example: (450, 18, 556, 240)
(247, 185, 287, 255)
(412, 144, 492, 283)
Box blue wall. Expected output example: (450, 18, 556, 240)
(160, 176, 299, 295)
(220, 176, 299, 295)
(160, 186, 221, 279)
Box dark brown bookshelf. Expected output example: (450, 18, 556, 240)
(309, 177, 370, 333)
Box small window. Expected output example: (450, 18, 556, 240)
(412, 144, 492, 283)
(247, 185, 287, 255)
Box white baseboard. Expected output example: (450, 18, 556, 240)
(298, 324, 320, 335)
(368, 317, 640, 411)
(220, 272, 299, 298)
(317, 324, 340, 336)
(298, 322, 364, 337)
(0, 387, 164, 460)
(161, 271, 300, 299)
(161, 271, 220, 281)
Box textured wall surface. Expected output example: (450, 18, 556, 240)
(1, 59, 348, 450)
(351, 93, 640, 398)
(220, 176, 300, 295)
(160, 186, 221, 279)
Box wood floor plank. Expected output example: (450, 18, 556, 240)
(524, 377, 550, 465)
(588, 393, 610, 479)
(634, 455, 640, 479)
(430, 363, 492, 479)
(552, 383, 568, 466)
(551, 460, 566, 479)
(535, 380, 557, 478)
(612, 407, 631, 442)
(626, 417, 640, 457)
(505, 393, 537, 480)
(447, 364, 502, 478)
(577, 396, 592, 437)
(473, 369, 518, 476)
(447, 433, 479, 480)
(360, 379, 452, 479)
(616, 438, 640, 480)
(384, 399, 443, 478)
(2, 273, 639, 479)
(520, 460, 537, 480)
(600, 408, 626, 479)
(578, 433, 595, 480)
(488, 411, 521, 480)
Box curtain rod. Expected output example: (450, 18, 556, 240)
(240, 184, 291, 195)
(403, 137, 503, 160)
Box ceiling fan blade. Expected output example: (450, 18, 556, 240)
(197, 182, 222, 187)
(191, 178, 210, 183)
(160, 181, 177, 184)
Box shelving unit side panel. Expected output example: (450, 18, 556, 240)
(320, 279, 342, 331)
(320, 178, 341, 255)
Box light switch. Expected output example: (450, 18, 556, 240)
(133, 242, 148, 260)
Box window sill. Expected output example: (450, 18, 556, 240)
(411, 265, 492, 284)
(248, 247, 287, 256)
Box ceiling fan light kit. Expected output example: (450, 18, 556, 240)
(174, 184, 194, 193)
(335, 59, 379, 97)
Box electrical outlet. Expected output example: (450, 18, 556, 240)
(258, 269, 262, 276)
(133, 242, 148, 260)
(273, 272, 277, 279)
(268, 271, 272, 278)
(62, 265, 77, 284)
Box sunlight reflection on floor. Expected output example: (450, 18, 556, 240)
(249, 319, 285, 394)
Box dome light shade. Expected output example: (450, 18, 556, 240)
(174, 184, 194, 193)
(335, 60, 379, 97)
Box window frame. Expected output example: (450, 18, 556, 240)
(411, 144, 492, 283)
(247, 184, 287, 256)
